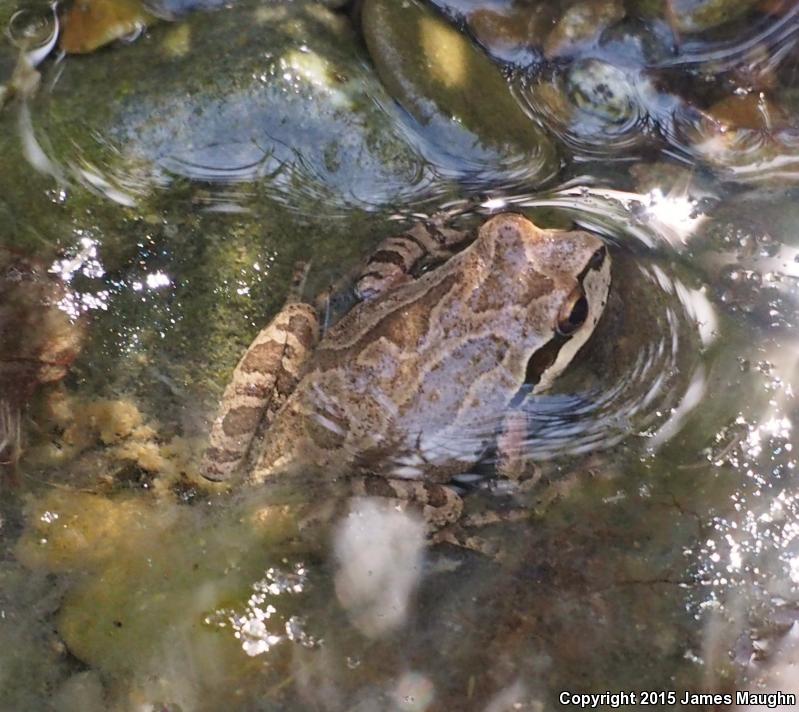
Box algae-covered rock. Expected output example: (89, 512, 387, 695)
(15, 487, 311, 703)
(28, 0, 433, 212)
(15, 490, 170, 572)
(2, 0, 453, 427)
(0, 106, 405, 438)
(0, 561, 72, 710)
(362, 0, 558, 186)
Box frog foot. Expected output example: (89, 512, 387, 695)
(351, 475, 464, 533)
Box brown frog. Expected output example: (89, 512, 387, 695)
(201, 213, 611, 533)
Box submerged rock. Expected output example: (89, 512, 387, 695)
(517, 58, 673, 158)
(28, 0, 434, 212)
(59, 0, 155, 54)
(465, 6, 547, 66)
(674, 95, 799, 185)
(544, 0, 625, 58)
(629, 0, 761, 33)
(567, 58, 640, 122)
(362, 0, 558, 186)
(426, 0, 557, 66)
(669, 0, 761, 33)
(15, 488, 308, 701)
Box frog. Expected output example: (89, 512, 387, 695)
(200, 213, 611, 537)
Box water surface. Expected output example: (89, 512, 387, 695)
(1, 0, 799, 709)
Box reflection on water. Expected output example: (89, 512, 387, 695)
(205, 562, 316, 656)
(334, 498, 425, 637)
(1, 0, 799, 709)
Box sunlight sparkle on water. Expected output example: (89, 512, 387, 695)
(47, 235, 111, 317)
(132, 271, 173, 292)
(203, 563, 315, 657)
(481, 197, 508, 212)
(145, 271, 172, 289)
(641, 187, 706, 245)
(49, 235, 104, 282)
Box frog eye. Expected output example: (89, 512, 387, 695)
(557, 287, 589, 336)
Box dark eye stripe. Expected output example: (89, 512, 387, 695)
(577, 245, 607, 281)
(524, 332, 569, 386)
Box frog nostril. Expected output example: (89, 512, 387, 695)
(588, 245, 606, 271)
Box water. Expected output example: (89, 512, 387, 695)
(1, 0, 799, 709)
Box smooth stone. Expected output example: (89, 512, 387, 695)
(362, 0, 558, 185)
(426, 0, 557, 66)
(544, 0, 626, 58)
(466, 7, 546, 65)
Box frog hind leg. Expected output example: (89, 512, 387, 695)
(201, 300, 320, 482)
(353, 219, 471, 301)
(312, 218, 472, 331)
(351, 475, 464, 533)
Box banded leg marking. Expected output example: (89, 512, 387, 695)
(355, 222, 470, 301)
(201, 302, 319, 482)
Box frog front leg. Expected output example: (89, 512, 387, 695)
(201, 301, 320, 482)
(495, 410, 542, 486)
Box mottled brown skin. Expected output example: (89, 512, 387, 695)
(203, 214, 611, 501)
